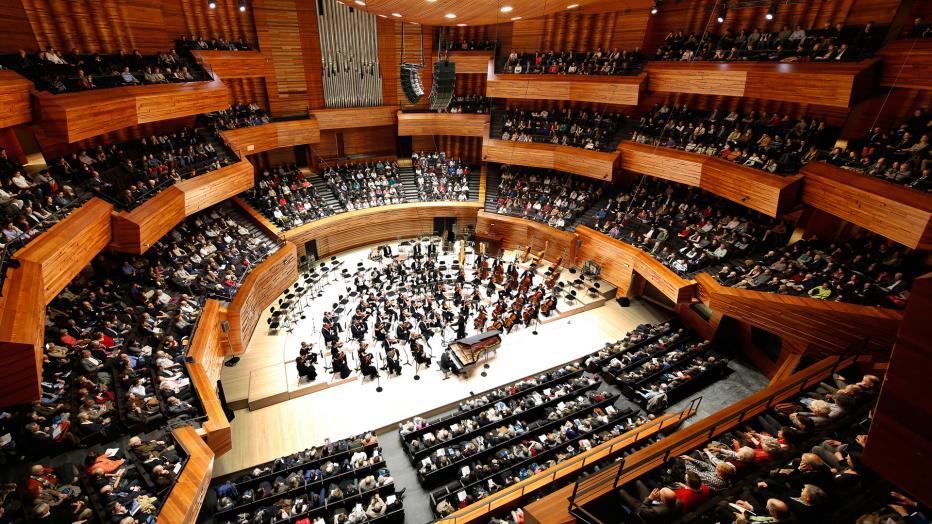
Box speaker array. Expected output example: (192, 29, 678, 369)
(429, 60, 456, 110)
(400, 63, 424, 104)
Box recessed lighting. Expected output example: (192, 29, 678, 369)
(456, 23, 467, 26)
(500, 5, 513, 12)
(208, 0, 216, 8)
(391, 12, 402, 16)
(511, 16, 521, 20)
(567, 3, 579, 8)
(427, 0, 438, 2)
(354, 0, 365, 5)
(445, 13, 456, 18)
(377, 14, 387, 17)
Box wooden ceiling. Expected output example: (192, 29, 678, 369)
(344, 0, 652, 27)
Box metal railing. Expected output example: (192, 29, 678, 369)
(566, 337, 870, 521)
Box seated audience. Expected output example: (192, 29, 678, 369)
(442, 93, 491, 114)
(323, 160, 405, 211)
(502, 48, 645, 75)
(499, 107, 623, 151)
(494, 165, 604, 230)
(412, 151, 471, 202)
(248, 163, 339, 229)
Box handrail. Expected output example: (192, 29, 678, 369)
(566, 337, 870, 515)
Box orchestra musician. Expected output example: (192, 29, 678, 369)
(332, 346, 352, 379)
(358, 344, 379, 380)
(411, 339, 431, 367)
(384, 345, 403, 376)
(322, 321, 339, 346)
(439, 348, 463, 377)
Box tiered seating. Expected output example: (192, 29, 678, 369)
(443, 94, 491, 114)
(822, 107, 930, 190)
(323, 160, 406, 211)
(499, 107, 624, 152)
(492, 165, 605, 230)
(248, 164, 341, 229)
(611, 372, 881, 524)
(201, 103, 272, 131)
(718, 232, 918, 309)
(630, 103, 837, 174)
(446, 40, 497, 51)
(653, 22, 885, 62)
(0, 46, 211, 93)
(211, 432, 404, 524)
(411, 151, 472, 202)
(502, 49, 646, 75)
(589, 177, 789, 276)
(176, 35, 253, 51)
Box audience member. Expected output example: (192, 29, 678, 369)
(500, 107, 623, 151)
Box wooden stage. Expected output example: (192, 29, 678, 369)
(216, 240, 667, 476)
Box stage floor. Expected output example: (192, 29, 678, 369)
(216, 241, 670, 477)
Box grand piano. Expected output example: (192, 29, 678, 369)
(449, 330, 503, 375)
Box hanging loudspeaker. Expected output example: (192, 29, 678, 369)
(429, 61, 456, 110)
(400, 63, 424, 104)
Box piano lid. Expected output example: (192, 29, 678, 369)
(455, 330, 503, 345)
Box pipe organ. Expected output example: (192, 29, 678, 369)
(316, 0, 383, 108)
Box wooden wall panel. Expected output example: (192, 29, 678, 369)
(35, 116, 197, 163)
(0, 70, 33, 128)
(435, 136, 483, 164)
(482, 138, 618, 181)
(13, 198, 113, 302)
(220, 119, 320, 155)
(162, 0, 258, 49)
(509, 9, 649, 53)
(875, 38, 932, 90)
(311, 106, 398, 129)
(454, 72, 487, 97)
(186, 298, 232, 455)
(375, 16, 399, 106)
(447, 22, 512, 49)
(0, 261, 44, 408)
(840, 87, 932, 140)
(0, 0, 38, 53)
(252, 0, 317, 117)
(295, 0, 325, 110)
(618, 141, 704, 186)
(111, 186, 186, 254)
(158, 426, 215, 524)
(694, 272, 902, 354)
(475, 211, 576, 264)
(176, 158, 255, 216)
(800, 162, 932, 249)
(447, 52, 494, 74)
(341, 125, 398, 158)
(191, 50, 267, 79)
(223, 76, 270, 110)
(226, 242, 298, 355)
(863, 274, 932, 508)
(397, 112, 489, 137)
(487, 72, 645, 106)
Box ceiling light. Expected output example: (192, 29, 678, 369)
(500, 5, 513, 12)
(378, 14, 387, 17)
(392, 12, 402, 16)
(238, 1, 246, 12)
(717, 5, 726, 23)
(427, 0, 438, 2)
(445, 13, 456, 18)
(765, 1, 776, 20)
(650, 0, 660, 15)
(567, 4, 579, 8)
(511, 16, 521, 20)
(208, 0, 217, 8)
(456, 23, 467, 26)
(354, 0, 365, 5)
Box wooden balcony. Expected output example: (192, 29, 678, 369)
(220, 119, 321, 156)
(874, 39, 932, 90)
(397, 111, 489, 137)
(575, 226, 697, 305)
(618, 142, 802, 217)
(310, 105, 399, 129)
(482, 138, 619, 181)
(486, 63, 645, 106)
(187, 299, 233, 455)
(158, 426, 214, 524)
(799, 162, 932, 250)
(0, 70, 33, 128)
(33, 77, 230, 143)
(475, 211, 577, 264)
(190, 50, 267, 79)
(645, 59, 881, 107)
(448, 52, 495, 74)
(111, 159, 254, 254)
(694, 273, 902, 354)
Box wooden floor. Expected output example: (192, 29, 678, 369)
(215, 241, 670, 477)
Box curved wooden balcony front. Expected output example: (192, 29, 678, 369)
(0, 70, 33, 128)
(33, 76, 230, 143)
(799, 162, 932, 250)
(190, 50, 267, 79)
(482, 138, 619, 181)
(158, 426, 215, 524)
(310, 105, 399, 129)
(486, 61, 645, 106)
(475, 211, 577, 264)
(645, 59, 882, 107)
(448, 52, 495, 74)
(618, 141, 803, 217)
(693, 273, 902, 355)
(187, 299, 234, 454)
(220, 119, 321, 156)
(874, 39, 932, 90)
(397, 111, 490, 137)
(111, 158, 255, 254)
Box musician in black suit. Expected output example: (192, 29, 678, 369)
(412, 242, 423, 259)
(418, 319, 435, 347)
(427, 241, 438, 258)
(381, 245, 393, 257)
(350, 318, 366, 342)
(384, 346, 403, 376)
(296, 355, 317, 383)
(332, 347, 351, 379)
(358, 344, 379, 379)
(322, 322, 339, 345)
(412, 340, 431, 367)
(456, 315, 467, 339)
(396, 321, 411, 343)
(439, 348, 463, 376)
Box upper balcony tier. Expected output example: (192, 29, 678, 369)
(33, 76, 230, 143)
(482, 138, 619, 181)
(397, 111, 489, 137)
(190, 50, 267, 79)
(448, 51, 496, 74)
(220, 119, 321, 155)
(644, 59, 881, 108)
(486, 61, 646, 106)
(0, 70, 33, 128)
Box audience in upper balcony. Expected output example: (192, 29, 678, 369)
(412, 151, 471, 201)
(324, 160, 405, 211)
(499, 107, 623, 152)
(719, 231, 917, 309)
(503, 48, 646, 75)
(494, 165, 604, 230)
(0, 46, 210, 93)
(176, 34, 252, 51)
(823, 106, 930, 191)
(654, 21, 884, 62)
(631, 103, 835, 174)
(201, 103, 271, 131)
(442, 93, 491, 114)
(249, 163, 339, 229)
(591, 177, 789, 276)
(446, 39, 497, 51)
(904, 16, 931, 38)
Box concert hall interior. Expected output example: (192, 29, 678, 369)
(0, 1, 929, 524)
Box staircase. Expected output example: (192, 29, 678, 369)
(483, 165, 502, 212)
(467, 169, 481, 202)
(396, 165, 420, 202)
(489, 109, 507, 139)
(306, 169, 345, 212)
(569, 193, 612, 232)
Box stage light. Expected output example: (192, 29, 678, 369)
(355, 0, 365, 4)
(765, 1, 777, 20)
(567, 4, 579, 9)
(511, 16, 521, 20)
(456, 23, 467, 26)
(650, 1, 660, 15)
(239, 1, 247, 12)
(500, 5, 513, 12)
(208, 1, 217, 8)
(717, 5, 726, 23)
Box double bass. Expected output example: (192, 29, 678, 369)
(502, 311, 518, 330)
(493, 263, 505, 284)
(519, 242, 532, 263)
(540, 295, 557, 316)
(518, 272, 533, 294)
(534, 241, 550, 264)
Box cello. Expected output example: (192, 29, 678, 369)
(474, 307, 488, 331)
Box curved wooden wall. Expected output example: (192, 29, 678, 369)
(397, 112, 490, 137)
(575, 225, 697, 304)
(799, 162, 932, 250)
(448, 51, 495, 74)
(618, 142, 802, 217)
(191, 50, 268, 79)
(475, 211, 577, 264)
(187, 299, 232, 455)
(158, 426, 215, 524)
(645, 59, 882, 108)
(0, 70, 33, 128)
(220, 119, 321, 156)
(487, 68, 645, 106)
(482, 138, 618, 182)
(33, 77, 231, 143)
(874, 39, 932, 91)
(0, 198, 113, 407)
(694, 273, 902, 355)
(311, 105, 399, 130)
(226, 242, 299, 356)
(112, 159, 254, 254)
